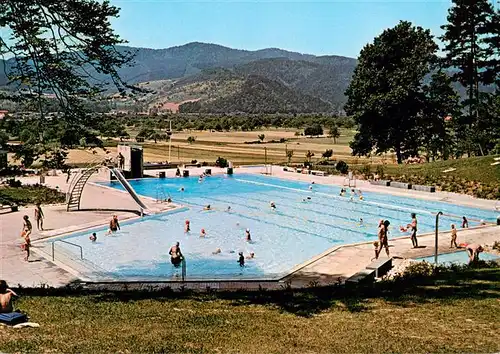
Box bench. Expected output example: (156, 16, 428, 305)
(311, 170, 326, 176)
(390, 181, 412, 190)
(296, 168, 303, 173)
(184, 163, 201, 168)
(345, 268, 376, 286)
(370, 180, 391, 187)
(412, 184, 436, 193)
(366, 258, 392, 278)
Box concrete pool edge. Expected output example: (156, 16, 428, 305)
(24, 168, 500, 291)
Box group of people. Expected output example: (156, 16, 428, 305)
(339, 188, 364, 201)
(19, 204, 44, 262)
(373, 212, 487, 263)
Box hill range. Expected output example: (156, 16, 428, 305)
(0, 42, 357, 114)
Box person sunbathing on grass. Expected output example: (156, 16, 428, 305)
(0, 280, 17, 314)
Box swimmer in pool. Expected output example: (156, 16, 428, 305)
(184, 220, 191, 233)
(203, 205, 211, 211)
(245, 228, 251, 241)
(89, 232, 97, 242)
(179, 187, 185, 192)
(212, 248, 221, 255)
(270, 201, 276, 210)
(246, 252, 255, 260)
(339, 188, 346, 197)
(227, 206, 232, 212)
(200, 228, 206, 237)
(359, 218, 364, 226)
(308, 185, 313, 190)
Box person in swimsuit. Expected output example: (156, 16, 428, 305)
(169, 242, 183, 267)
(375, 220, 390, 259)
(462, 216, 469, 228)
(270, 202, 276, 210)
(89, 232, 97, 242)
(203, 205, 211, 211)
(22, 232, 31, 262)
(245, 228, 251, 242)
(107, 215, 120, 235)
(450, 224, 458, 248)
(0, 280, 18, 313)
(409, 213, 418, 248)
(184, 220, 191, 233)
(466, 243, 483, 263)
(176, 168, 181, 177)
(246, 252, 255, 260)
(22, 215, 32, 238)
(34, 204, 44, 231)
(200, 228, 206, 237)
(212, 248, 222, 255)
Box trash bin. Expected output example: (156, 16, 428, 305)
(227, 167, 233, 175)
(159, 172, 166, 178)
(205, 168, 212, 176)
(183, 170, 190, 177)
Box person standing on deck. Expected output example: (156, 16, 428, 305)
(409, 213, 418, 248)
(34, 203, 44, 231)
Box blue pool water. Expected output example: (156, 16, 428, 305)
(48, 173, 499, 280)
(417, 251, 499, 265)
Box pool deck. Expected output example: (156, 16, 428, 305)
(1, 166, 499, 290)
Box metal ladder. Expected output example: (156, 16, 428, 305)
(66, 166, 100, 211)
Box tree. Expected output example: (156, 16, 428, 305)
(304, 124, 323, 137)
(336, 160, 349, 174)
(305, 150, 315, 162)
(328, 125, 340, 144)
(187, 136, 196, 144)
(258, 134, 265, 142)
(345, 21, 438, 163)
(286, 150, 294, 165)
(322, 149, 333, 160)
(440, 0, 498, 123)
(421, 71, 460, 160)
(0, 0, 132, 165)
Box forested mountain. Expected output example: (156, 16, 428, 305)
(178, 75, 332, 114)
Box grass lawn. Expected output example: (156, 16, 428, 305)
(1, 265, 499, 353)
(0, 184, 65, 206)
(382, 155, 500, 185)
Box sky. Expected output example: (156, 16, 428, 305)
(111, 0, 496, 58)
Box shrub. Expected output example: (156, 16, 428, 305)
(7, 178, 22, 188)
(215, 157, 228, 168)
(335, 160, 349, 174)
(360, 164, 371, 177)
(191, 160, 198, 164)
(375, 165, 385, 178)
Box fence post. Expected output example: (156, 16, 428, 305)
(435, 211, 443, 265)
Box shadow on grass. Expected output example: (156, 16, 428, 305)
(11, 262, 500, 318)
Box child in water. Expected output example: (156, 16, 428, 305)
(200, 228, 206, 237)
(270, 201, 276, 210)
(245, 228, 251, 242)
(184, 220, 191, 233)
(89, 232, 97, 242)
(246, 252, 255, 260)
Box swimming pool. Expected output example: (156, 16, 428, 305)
(43, 173, 499, 280)
(416, 251, 499, 265)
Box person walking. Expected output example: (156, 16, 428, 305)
(34, 203, 44, 231)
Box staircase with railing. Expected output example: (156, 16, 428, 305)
(66, 165, 102, 211)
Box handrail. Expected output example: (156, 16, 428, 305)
(181, 258, 186, 281)
(52, 239, 84, 261)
